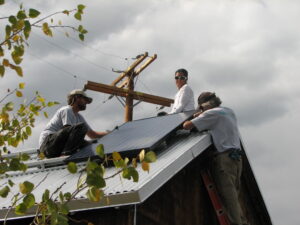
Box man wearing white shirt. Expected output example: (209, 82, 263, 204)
(170, 68, 195, 114)
(39, 89, 108, 158)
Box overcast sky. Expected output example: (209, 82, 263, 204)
(1, 0, 300, 224)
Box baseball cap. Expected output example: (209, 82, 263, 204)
(68, 89, 93, 104)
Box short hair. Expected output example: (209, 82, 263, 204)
(175, 68, 188, 78)
(67, 94, 77, 105)
(197, 92, 222, 108)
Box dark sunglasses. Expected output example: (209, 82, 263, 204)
(175, 76, 187, 80)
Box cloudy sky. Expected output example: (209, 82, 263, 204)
(1, 0, 300, 224)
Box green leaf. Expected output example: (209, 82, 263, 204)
(17, 10, 27, 20)
(86, 172, 106, 188)
(113, 158, 126, 168)
(74, 12, 81, 21)
(46, 199, 58, 213)
(42, 22, 53, 37)
(23, 193, 35, 209)
(19, 181, 34, 194)
(0, 0, 5, 5)
(25, 126, 32, 135)
(16, 90, 23, 97)
(86, 187, 103, 202)
(19, 82, 25, 89)
(9, 158, 21, 170)
(67, 162, 77, 174)
(44, 111, 48, 118)
(15, 203, 27, 215)
(59, 203, 69, 215)
(86, 161, 98, 172)
(0, 163, 9, 174)
(5, 25, 11, 39)
(77, 4, 86, 11)
(63, 192, 71, 201)
(122, 167, 139, 182)
(29, 9, 40, 18)
(62, 10, 69, 15)
(42, 189, 50, 202)
(5, 102, 14, 111)
(20, 153, 30, 161)
(15, 20, 25, 30)
(79, 33, 84, 41)
(14, 66, 23, 77)
(24, 20, 31, 39)
(78, 25, 83, 32)
(0, 186, 10, 198)
(0, 46, 3, 57)
(0, 65, 4, 77)
(144, 151, 157, 163)
(3, 58, 10, 67)
(95, 144, 105, 158)
(112, 152, 122, 161)
(8, 179, 15, 187)
(12, 52, 23, 65)
(8, 16, 17, 25)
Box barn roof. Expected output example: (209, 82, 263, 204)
(0, 131, 211, 221)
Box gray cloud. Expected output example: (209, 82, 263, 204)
(2, 1, 300, 224)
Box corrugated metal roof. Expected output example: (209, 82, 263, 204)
(0, 132, 211, 221)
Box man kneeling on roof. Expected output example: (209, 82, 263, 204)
(183, 92, 249, 225)
(39, 89, 108, 158)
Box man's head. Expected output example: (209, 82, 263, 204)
(174, 68, 188, 89)
(67, 89, 93, 110)
(197, 92, 222, 111)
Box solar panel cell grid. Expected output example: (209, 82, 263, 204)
(66, 111, 195, 162)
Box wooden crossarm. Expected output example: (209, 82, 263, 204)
(111, 52, 149, 86)
(85, 81, 174, 107)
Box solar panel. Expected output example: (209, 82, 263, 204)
(65, 110, 195, 162)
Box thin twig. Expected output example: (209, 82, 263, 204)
(0, 88, 17, 104)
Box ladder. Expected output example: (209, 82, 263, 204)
(200, 169, 231, 225)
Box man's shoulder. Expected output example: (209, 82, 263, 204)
(55, 105, 72, 115)
(204, 107, 227, 115)
(57, 105, 71, 112)
(207, 107, 235, 117)
(181, 84, 193, 92)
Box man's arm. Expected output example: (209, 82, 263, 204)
(183, 120, 195, 130)
(86, 130, 108, 139)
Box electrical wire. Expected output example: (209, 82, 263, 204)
(26, 50, 87, 82)
(31, 32, 112, 72)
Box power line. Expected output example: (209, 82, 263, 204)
(26, 50, 87, 82)
(55, 29, 128, 60)
(31, 32, 112, 72)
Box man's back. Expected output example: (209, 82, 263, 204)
(191, 106, 241, 153)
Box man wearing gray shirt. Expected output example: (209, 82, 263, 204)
(183, 92, 249, 225)
(39, 89, 107, 158)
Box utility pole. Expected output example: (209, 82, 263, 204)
(84, 52, 174, 122)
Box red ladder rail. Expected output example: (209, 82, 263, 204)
(200, 170, 231, 225)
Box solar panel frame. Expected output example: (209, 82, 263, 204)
(65, 110, 195, 163)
